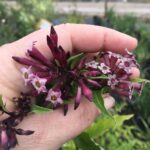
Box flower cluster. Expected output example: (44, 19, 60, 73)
(0, 26, 145, 150)
(85, 50, 143, 99)
(12, 26, 143, 114)
(0, 95, 34, 150)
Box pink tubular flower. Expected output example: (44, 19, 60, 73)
(108, 75, 119, 89)
(13, 26, 144, 112)
(31, 76, 47, 94)
(46, 89, 63, 107)
(79, 79, 93, 101)
(21, 66, 34, 85)
(98, 63, 111, 74)
(85, 60, 99, 69)
(74, 86, 82, 110)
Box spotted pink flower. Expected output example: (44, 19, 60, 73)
(98, 63, 111, 74)
(21, 66, 34, 85)
(46, 89, 63, 107)
(31, 76, 47, 94)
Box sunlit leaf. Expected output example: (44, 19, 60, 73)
(131, 78, 150, 83)
(31, 105, 52, 113)
(86, 114, 134, 138)
(88, 75, 109, 80)
(62, 140, 76, 150)
(74, 132, 101, 150)
(93, 90, 112, 118)
(67, 53, 84, 69)
(0, 95, 5, 110)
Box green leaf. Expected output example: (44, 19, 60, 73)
(0, 95, 5, 110)
(74, 132, 101, 150)
(86, 114, 134, 138)
(67, 53, 84, 63)
(93, 90, 112, 118)
(63, 100, 72, 105)
(88, 75, 109, 80)
(67, 53, 84, 69)
(62, 140, 76, 150)
(131, 78, 150, 83)
(31, 105, 52, 113)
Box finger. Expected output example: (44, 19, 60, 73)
(9, 24, 137, 59)
(130, 67, 140, 78)
(64, 24, 138, 53)
(16, 96, 115, 150)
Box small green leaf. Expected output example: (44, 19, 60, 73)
(0, 95, 5, 110)
(74, 132, 101, 150)
(67, 53, 84, 63)
(55, 59, 60, 66)
(62, 140, 76, 150)
(131, 78, 150, 83)
(67, 53, 84, 69)
(31, 105, 52, 113)
(63, 100, 72, 104)
(88, 75, 109, 80)
(93, 90, 112, 118)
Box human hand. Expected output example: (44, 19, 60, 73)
(0, 24, 139, 150)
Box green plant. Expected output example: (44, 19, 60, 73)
(0, 0, 55, 45)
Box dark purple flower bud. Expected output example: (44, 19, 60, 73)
(27, 45, 52, 67)
(57, 45, 68, 66)
(79, 80, 93, 101)
(0, 129, 9, 150)
(74, 86, 82, 110)
(83, 71, 100, 77)
(117, 81, 132, 91)
(47, 35, 55, 52)
(7, 130, 18, 148)
(50, 26, 58, 47)
(33, 71, 51, 78)
(64, 104, 68, 116)
(15, 129, 34, 135)
(113, 89, 133, 100)
(86, 79, 101, 88)
(47, 36, 67, 66)
(12, 56, 49, 71)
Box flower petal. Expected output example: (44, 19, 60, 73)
(79, 80, 93, 101)
(12, 56, 49, 71)
(27, 45, 52, 67)
(74, 86, 82, 110)
(15, 129, 34, 135)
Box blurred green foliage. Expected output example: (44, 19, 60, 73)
(0, 1, 150, 149)
(0, 0, 54, 45)
(63, 10, 150, 150)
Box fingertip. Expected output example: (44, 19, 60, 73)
(104, 95, 115, 109)
(129, 37, 138, 51)
(130, 67, 140, 79)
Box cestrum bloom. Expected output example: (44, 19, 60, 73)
(31, 76, 47, 94)
(20, 66, 34, 85)
(0, 25, 144, 150)
(12, 26, 144, 113)
(46, 89, 63, 107)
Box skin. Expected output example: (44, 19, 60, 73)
(0, 24, 139, 150)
